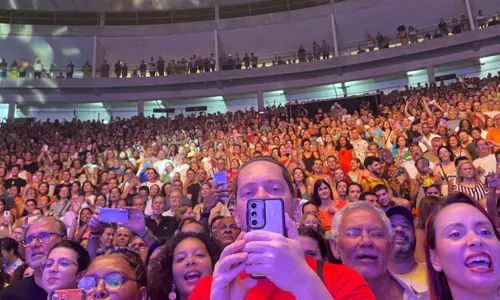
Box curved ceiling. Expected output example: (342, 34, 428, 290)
(0, 0, 311, 11)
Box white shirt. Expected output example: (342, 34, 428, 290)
(162, 209, 174, 217)
(418, 134, 441, 153)
(473, 154, 496, 183)
(153, 159, 172, 176)
(389, 272, 429, 300)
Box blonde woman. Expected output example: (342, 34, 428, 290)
(452, 160, 488, 206)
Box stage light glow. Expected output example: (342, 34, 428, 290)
(62, 47, 81, 57)
(52, 26, 69, 36)
(16, 25, 34, 43)
(8, 0, 17, 9)
(0, 24, 11, 40)
(31, 37, 54, 67)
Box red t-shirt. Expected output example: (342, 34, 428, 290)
(188, 257, 375, 300)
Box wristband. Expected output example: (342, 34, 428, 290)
(90, 232, 100, 239)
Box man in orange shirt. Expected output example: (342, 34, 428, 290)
(190, 157, 375, 300)
(486, 114, 500, 148)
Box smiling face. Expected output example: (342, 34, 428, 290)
(430, 203, 500, 293)
(332, 208, 392, 279)
(172, 238, 213, 299)
(389, 215, 415, 262)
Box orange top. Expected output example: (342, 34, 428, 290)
(318, 200, 347, 231)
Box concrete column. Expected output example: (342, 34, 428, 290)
(214, 5, 220, 20)
(330, 13, 339, 58)
(92, 36, 97, 78)
(99, 12, 105, 26)
(464, 0, 476, 30)
(427, 65, 436, 84)
(7, 102, 15, 121)
(214, 30, 220, 71)
(257, 91, 264, 111)
(138, 100, 144, 116)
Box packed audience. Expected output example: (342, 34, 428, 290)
(0, 70, 499, 299)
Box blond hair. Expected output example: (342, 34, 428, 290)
(456, 160, 480, 184)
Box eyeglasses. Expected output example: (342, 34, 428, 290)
(22, 232, 64, 247)
(78, 273, 138, 294)
(128, 242, 147, 251)
(41, 258, 78, 272)
(340, 228, 387, 240)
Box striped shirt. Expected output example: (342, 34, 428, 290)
(452, 182, 489, 201)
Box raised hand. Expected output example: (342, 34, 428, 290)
(486, 172, 500, 190)
(210, 233, 257, 300)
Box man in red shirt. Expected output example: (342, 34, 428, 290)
(189, 157, 375, 300)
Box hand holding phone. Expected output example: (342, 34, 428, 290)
(51, 289, 85, 300)
(98, 208, 129, 224)
(212, 172, 227, 202)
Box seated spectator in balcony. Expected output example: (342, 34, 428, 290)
(376, 32, 389, 49)
(209, 53, 216, 71)
(489, 13, 500, 26)
(114, 60, 122, 78)
(196, 56, 205, 72)
(122, 63, 128, 78)
(243, 53, 250, 69)
(203, 57, 210, 73)
(219, 53, 227, 70)
(56, 72, 64, 79)
(226, 54, 235, 70)
(100, 60, 110, 78)
(277, 56, 284, 66)
(438, 19, 449, 37)
(407, 26, 418, 44)
(250, 53, 258, 68)
(0, 58, 7, 78)
(166, 60, 175, 75)
(234, 54, 242, 70)
(451, 17, 462, 34)
(365, 31, 376, 50)
(157, 56, 165, 76)
(461, 14, 471, 31)
(321, 39, 331, 59)
(313, 41, 321, 60)
(177, 58, 187, 74)
(298, 44, 306, 62)
(188, 56, 197, 74)
(148, 57, 156, 76)
(432, 30, 443, 39)
(476, 10, 487, 28)
(307, 52, 314, 62)
(10, 61, 18, 78)
(33, 60, 43, 79)
(397, 25, 409, 45)
(139, 60, 147, 77)
(19, 59, 28, 78)
(82, 61, 92, 78)
(66, 60, 74, 78)
(357, 45, 366, 54)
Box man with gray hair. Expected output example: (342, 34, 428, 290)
(330, 202, 428, 300)
(0, 216, 66, 300)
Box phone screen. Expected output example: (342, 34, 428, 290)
(212, 172, 227, 202)
(99, 208, 129, 224)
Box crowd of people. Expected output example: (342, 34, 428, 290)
(359, 10, 498, 53)
(0, 70, 498, 299)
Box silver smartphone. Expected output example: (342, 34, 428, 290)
(246, 198, 286, 279)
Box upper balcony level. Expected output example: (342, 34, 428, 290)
(0, 0, 499, 109)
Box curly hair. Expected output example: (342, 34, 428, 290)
(148, 232, 221, 300)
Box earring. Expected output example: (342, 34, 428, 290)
(168, 283, 177, 300)
(435, 266, 441, 272)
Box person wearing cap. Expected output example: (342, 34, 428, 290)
(331, 201, 428, 300)
(386, 206, 428, 286)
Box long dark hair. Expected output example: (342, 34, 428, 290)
(425, 193, 500, 300)
(311, 179, 334, 207)
(148, 232, 221, 300)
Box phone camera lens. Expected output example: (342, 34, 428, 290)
(250, 203, 257, 209)
(251, 211, 257, 217)
(251, 220, 258, 226)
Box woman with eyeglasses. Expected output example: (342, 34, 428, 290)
(299, 212, 326, 238)
(78, 249, 147, 300)
(452, 160, 488, 205)
(41, 240, 90, 297)
(425, 193, 500, 300)
(148, 232, 220, 300)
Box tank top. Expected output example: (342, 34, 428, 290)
(302, 152, 316, 173)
